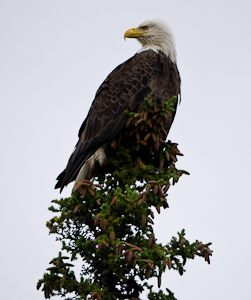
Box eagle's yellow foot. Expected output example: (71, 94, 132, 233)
(137, 157, 147, 170)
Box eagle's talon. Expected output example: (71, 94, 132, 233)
(137, 157, 147, 170)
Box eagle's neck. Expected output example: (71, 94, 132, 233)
(138, 43, 176, 63)
(137, 31, 177, 63)
(137, 46, 163, 56)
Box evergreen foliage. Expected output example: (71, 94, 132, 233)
(37, 96, 212, 299)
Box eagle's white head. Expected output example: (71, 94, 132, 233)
(124, 19, 177, 63)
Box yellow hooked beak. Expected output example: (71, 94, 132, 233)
(124, 27, 147, 40)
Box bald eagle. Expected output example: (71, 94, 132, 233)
(55, 19, 181, 192)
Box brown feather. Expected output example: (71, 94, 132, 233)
(55, 50, 180, 191)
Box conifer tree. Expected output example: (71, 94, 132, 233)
(37, 96, 212, 300)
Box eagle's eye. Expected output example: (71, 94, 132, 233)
(141, 26, 149, 30)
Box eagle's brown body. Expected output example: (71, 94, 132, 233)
(55, 20, 181, 192)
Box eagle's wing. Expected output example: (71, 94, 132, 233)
(55, 50, 180, 190)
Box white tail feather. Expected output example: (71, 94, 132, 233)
(75, 146, 106, 185)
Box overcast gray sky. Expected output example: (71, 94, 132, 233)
(1, 0, 251, 299)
